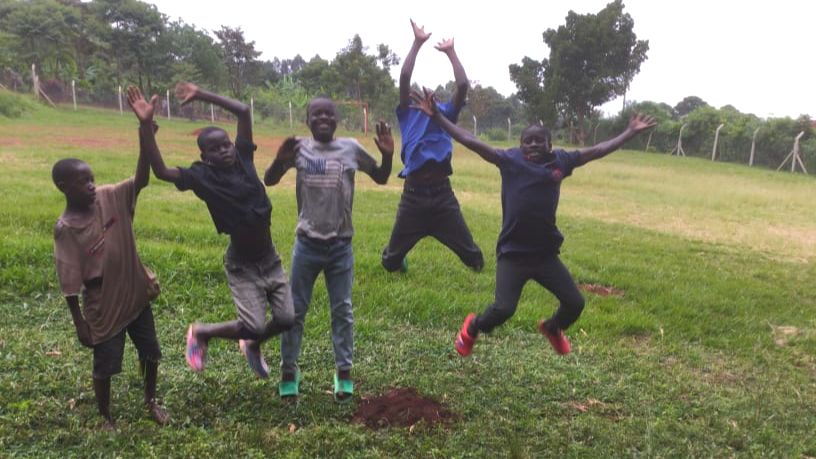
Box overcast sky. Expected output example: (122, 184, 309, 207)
(148, 0, 815, 119)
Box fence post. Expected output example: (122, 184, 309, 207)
(118, 85, 123, 115)
(473, 115, 477, 136)
(210, 104, 214, 122)
(288, 101, 293, 128)
(711, 123, 724, 160)
(250, 97, 254, 125)
(31, 64, 38, 99)
(507, 118, 512, 141)
(671, 124, 687, 156)
(363, 105, 368, 135)
(166, 90, 171, 119)
(749, 127, 760, 166)
(72, 80, 77, 111)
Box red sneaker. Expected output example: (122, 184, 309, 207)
(538, 320, 571, 355)
(455, 313, 478, 357)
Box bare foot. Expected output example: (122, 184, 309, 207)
(147, 400, 169, 425)
(100, 418, 116, 431)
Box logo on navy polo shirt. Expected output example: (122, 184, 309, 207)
(551, 169, 564, 182)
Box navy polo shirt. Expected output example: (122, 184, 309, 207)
(396, 101, 460, 178)
(175, 137, 271, 235)
(494, 148, 581, 257)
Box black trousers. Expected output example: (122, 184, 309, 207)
(475, 253, 585, 333)
(92, 306, 161, 379)
(381, 179, 483, 271)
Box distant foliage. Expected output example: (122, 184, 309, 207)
(0, 89, 37, 117)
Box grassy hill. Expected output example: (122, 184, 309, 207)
(1, 105, 814, 457)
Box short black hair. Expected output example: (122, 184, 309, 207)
(306, 96, 334, 119)
(521, 124, 551, 141)
(51, 158, 87, 186)
(196, 126, 227, 151)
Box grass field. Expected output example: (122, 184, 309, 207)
(1, 104, 815, 458)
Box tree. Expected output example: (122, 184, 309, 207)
(214, 26, 260, 99)
(166, 20, 226, 91)
(675, 96, 708, 117)
(92, 0, 170, 94)
(510, 0, 648, 144)
(1, 0, 81, 81)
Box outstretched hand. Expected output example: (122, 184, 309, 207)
(373, 120, 394, 156)
(628, 113, 657, 134)
(409, 87, 438, 117)
(275, 136, 300, 163)
(174, 81, 199, 106)
(126, 85, 158, 124)
(410, 19, 431, 43)
(434, 38, 455, 54)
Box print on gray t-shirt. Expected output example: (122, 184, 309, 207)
(294, 137, 377, 240)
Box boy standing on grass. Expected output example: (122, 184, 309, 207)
(410, 88, 656, 356)
(52, 90, 168, 429)
(264, 97, 393, 402)
(380, 19, 484, 273)
(130, 83, 294, 379)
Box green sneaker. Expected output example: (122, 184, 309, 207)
(279, 370, 301, 398)
(333, 373, 353, 403)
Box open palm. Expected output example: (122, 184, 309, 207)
(126, 86, 157, 123)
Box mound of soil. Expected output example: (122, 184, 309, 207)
(351, 388, 457, 429)
(578, 283, 624, 297)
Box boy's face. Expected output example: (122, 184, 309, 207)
(520, 127, 552, 158)
(307, 99, 337, 142)
(60, 162, 96, 207)
(199, 129, 236, 168)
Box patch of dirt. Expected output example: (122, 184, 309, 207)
(0, 137, 22, 147)
(351, 387, 457, 430)
(770, 325, 800, 347)
(578, 283, 624, 297)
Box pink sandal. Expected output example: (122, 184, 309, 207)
(185, 325, 207, 372)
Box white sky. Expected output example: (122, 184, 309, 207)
(148, 0, 815, 119)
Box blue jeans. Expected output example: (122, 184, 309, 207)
(280, 235, 354, 374)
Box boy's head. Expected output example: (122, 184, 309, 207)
(52, 158, 96, 207)
(520, 124, 552, 158)
(306, 97, 337, 142)
(197, 126, 236, 168)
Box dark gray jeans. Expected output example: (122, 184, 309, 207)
(381, 179, 483, 271)
(475, 252, 585, 333)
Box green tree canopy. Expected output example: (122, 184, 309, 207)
(510, 0, 648, 144)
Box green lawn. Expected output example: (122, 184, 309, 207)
(1, 105, 815, 457)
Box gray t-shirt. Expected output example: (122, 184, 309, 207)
(292, 137, 377, 240)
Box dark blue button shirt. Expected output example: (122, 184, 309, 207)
(495, 148, 581, 256)
(175, 137, 271, 235)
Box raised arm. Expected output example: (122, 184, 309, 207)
(175, 82, 252, 142)
(435, 38, 468, 112)
(134, 97, 159, 194)
(411, 88, 500, 165)
(368, 120, 394, 184)
(264, 136, 298, 186)
(127, 86, 181, 183)
(399, 19, 431, 110)
(577, 113, 657, 165)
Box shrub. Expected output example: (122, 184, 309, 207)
(0, 89, 37, 118)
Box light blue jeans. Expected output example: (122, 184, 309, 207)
(280, 235, 354, 374)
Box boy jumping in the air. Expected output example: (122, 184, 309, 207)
(131, 83, 294, 379)
(410, 88, 656, 356)
(52, 90, 168, 429)
(265, 97, 393, 402)
(380, 19, 484, 273)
